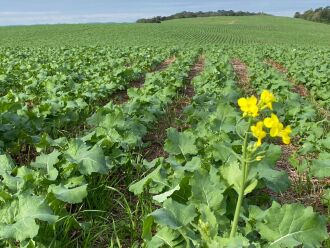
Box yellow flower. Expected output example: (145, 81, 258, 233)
(238, 96, 259, 117)
(263, 114, 282, 137)
(256, 156, 264, 161)
(278, 125, 292, 145)
(259, 90, 276, 110)
(251, 121, 266, 147)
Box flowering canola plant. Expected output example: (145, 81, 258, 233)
(238, 90, 291, 146)
(230, 90, 292, 238)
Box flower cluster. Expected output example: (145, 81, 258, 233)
(238, 90, 291, 147)
(238, 90, 276, 117)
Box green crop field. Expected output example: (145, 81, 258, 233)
(0, 16, 329, 247)
(1, 16, 330, 47)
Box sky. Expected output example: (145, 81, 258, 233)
(0, 0, 329, 26)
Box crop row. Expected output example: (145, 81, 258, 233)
(129, 50, 329, 246)
(0, 49, 203, 247)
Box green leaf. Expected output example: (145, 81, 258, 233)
(256, 202, 329, 248)
(164, 128, 198, 156)
(142, 216, 154, 241)
(184, 156, 201, 172)
(146, 227, 182, 248)
(48, 184, 88, 204)
(65, 139, 108, 175)
(198, 204, 218, 240)
(129, 164, 167, 195)
(190, 167, 226, 210)
(251, 145, 290, 193)
(0, 155, 15, 175)
(31, 150, 61, 181)
(211, 142, 235, 163)
(211, 235, 250, 248)
(153, 184, 180, 203)
(310, 153, 330, 178)
(149, 199, 196, 229)
(0, 194, 58, 242)
(220, 161, 242, 194)
(244, 179, 258, 195)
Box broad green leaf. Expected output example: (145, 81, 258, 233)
(251, 145, 290, 193)
(190, 167, 226, 210)
(48, 183, 88, 204)
(198, 204, 218, 240)
(149, 199, 196, 229)
(220, 161, 242, 194)
(0, 155, 15, 175)
(184, 156, 201, 172)
(211, 142, 235, 163)
(129, 164, 167, 195)
(0, 194, 58, 242)
(65, 139, 108, 175)
(31, 150, 61, 181)
(310, 153, 330, 178)
(210, 235, 250, 248)
(147, 227, 182, 248)
(244, 179, 258, 195)
(256, 202, 328, 248)
(164, 128, 198, 156)
(153, 184, 180, 203)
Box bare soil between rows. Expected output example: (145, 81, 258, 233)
(142, 55, 205, 161)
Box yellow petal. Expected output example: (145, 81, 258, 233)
(264, 117, 273, 128)
(238, 98, 247, 107)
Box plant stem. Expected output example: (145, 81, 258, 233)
(230, 118, 251, 238)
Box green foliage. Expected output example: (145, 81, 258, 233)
(0, 23, 329, 247)
(254, 202, 328, 247)
(295, 6, 330, 24)
(1, 16, 330, 47)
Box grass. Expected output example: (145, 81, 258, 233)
(0, 16, 330, 47)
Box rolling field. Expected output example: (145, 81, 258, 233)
(0, 16, 329, 247)
(1, 16, 330, 47)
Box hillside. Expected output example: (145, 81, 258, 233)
(0, 15, 330, 47)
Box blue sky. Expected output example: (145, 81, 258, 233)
(0, 0, 329, 26)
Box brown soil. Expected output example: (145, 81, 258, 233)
(11, 144, 38, 166)
(231, 59, 255, 95)
(142, 55, 205, 161)
(152, 56, 176, 72)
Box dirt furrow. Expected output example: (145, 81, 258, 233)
(142, 55, 205, 161)
(152, 56, 176, 72)
(230, 58, 255, 95)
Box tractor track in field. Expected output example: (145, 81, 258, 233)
(142, 55, 205, 161)
(113, 56, 177, 105)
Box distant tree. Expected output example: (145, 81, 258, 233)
(294, 7, 330, 24)
(294, 12, 301, 18)
(136, 10, 269, 23)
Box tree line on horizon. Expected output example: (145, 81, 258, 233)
(294, 6, 330, 24)
(136, 10, 269, 23)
